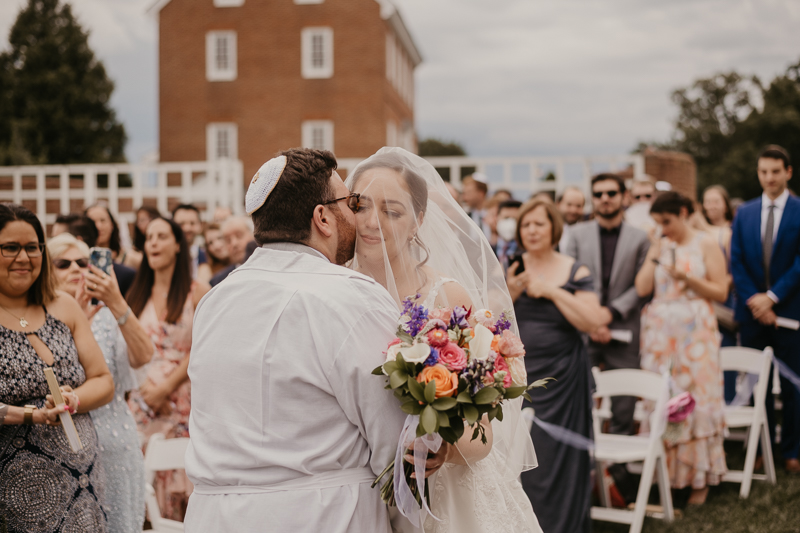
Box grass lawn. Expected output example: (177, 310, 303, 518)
(593, 441, 800, 533)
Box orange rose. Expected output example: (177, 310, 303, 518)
(416, 364, 459, 398)
(491, 334, 501, 354)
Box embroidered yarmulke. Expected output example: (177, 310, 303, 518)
(245, 156, 288, 215)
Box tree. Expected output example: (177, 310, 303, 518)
(418, 138, 467, 157)
(0, 0, 126, 165)
(664, 62, 800, 200)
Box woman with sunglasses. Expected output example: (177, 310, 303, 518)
(47, 232, 154, 532)
(0, 203, 113, 533)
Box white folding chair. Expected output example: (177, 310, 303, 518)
(591, 368, 673, 533)
(143, 433, 189, 532)
(721, 346, 777, 498)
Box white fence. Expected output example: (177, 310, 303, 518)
(0, 159, 243, 227)
(0, 153, 644, 227)
(339, 154, 646, 200)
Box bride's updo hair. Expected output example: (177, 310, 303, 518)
(350, 151, 428, 218)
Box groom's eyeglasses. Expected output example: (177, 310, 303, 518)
(322, 193, 361, 213)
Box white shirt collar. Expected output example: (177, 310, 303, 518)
(762, 189, 790, 210)
(261, 242, 331, 263)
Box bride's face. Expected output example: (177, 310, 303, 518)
(351, 168, 422, 264)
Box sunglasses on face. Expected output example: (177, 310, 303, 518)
(634, 193, 653, 200)
(53, 258, 90, 270)
(322, 193, 361, 213)
(592, 190, 619, 199)
(0, 243, 45, 258)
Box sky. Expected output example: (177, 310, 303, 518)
(1, 0, 798, 163)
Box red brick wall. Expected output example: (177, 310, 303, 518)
(643, 148, 697, 200)
(159, 0, 415, 186)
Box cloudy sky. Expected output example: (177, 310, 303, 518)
(1, 0, 798, 162)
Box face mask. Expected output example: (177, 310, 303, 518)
(497, 218, 517, 242)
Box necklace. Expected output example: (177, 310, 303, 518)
(0, 304, 29, 328)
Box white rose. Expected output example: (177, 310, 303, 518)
(469, 323, 494, 361)
(399, 342, 432, 364)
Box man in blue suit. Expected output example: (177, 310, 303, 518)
(731, 145, 800, 474)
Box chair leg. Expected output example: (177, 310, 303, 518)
(629, 452, 658, 533)
(656, 454, 674, 521)
(761, 421, 777, 485)
(740, 418, 761, 498)
(596, 460, 610, 508)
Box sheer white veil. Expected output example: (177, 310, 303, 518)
(345, 146, 536, 479)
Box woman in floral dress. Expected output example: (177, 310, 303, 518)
(126, 218, 209, 520)
(635, 192, 730, 505)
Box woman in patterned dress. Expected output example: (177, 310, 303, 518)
(0, 203, 114, 532)
(47, 232, 155, 532)
(635, 192, 730, 505)
(126, 217, 209, 521)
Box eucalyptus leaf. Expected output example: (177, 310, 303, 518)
(528, 377, 556, 390)
(432, 397, 458, 411)
(439, 426, 457, 445)
(424, 380, 436, 404)
(372, 366, 384, 376)
(395, 353, 406, 366)
(397, 327, 414, 344)
(383, 361, 399, 375)
(389, 371, 407, 389)
(463, 404, 479, 425)
(407, 377, 426, 402)
(452, 419, 465, 441)
(456, 391, 473, 404)
(503, 385, 527, 399)
(436, 410, 450, 427)
(400, 400, 420, 415)
(421, 405, 438, 434)
(473, 386, 500, 405)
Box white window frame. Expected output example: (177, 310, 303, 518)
(302, 121, 334, 152)
(301, 27, 333, 79)
(213, 0, 244, 6)
(206, 31, 237, 82)
(206, 123, 238, 160)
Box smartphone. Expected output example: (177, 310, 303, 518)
(89, 247, 113, 275)
(510, 254, 525, 274)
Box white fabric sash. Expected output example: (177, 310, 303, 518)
(192, 467, 375, 495)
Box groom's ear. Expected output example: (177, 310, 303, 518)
(311, 204, 334, 238)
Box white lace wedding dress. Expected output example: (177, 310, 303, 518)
(420, 280, 543, 533)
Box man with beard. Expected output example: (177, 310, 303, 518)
(557, 186, 586, 251)
(566, 174, 650, 436)
(184, 148, 445, 532)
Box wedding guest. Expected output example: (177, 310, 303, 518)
(51, 212, 78, 237)
(701, 185, 738, 402)
(492, 189, 513, 203)
(85, 203, 138, 293)
(172, 204, 212, 281)
(509, 199, 606, 533)
(566, 174, 650, 435)
(133, 206, 161, 263)
(635, 192, 729, 504)
(483, 196, 502, 249)
(496, 200, 522, 270)
(630, 177, 656, 204)
(0, 203, 113, 533)
(212, 206, 232, 223)
(47, 232, 154, 532)
(126, 217, 210, 520)
(462, 173, 489, 236)
(731, 145, 800, 474)
(202, 223, 230, 279)
(557, 186, 586, 251)
(209, 216, 254, 286)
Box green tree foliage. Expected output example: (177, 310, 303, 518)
(0, 0, 126, 165)
(666, 60, 800, 200)
(418, 138, 467, 157)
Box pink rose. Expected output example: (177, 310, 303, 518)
(438, 342, 467, 372)
(493, 354, 513, 388)
(427, 329, 450, 348)
(429, 307, 453, 323)
(498, 330, 525, 358)
(666, 392, 695, 423)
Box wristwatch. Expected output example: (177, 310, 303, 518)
(117, 306, 132, 326)
(23, 404, 37, 425)
(0, 402, 7, 425)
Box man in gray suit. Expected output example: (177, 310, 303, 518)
(566, 173, 650, 435)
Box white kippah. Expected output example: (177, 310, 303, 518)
(245, 155, 288, 215)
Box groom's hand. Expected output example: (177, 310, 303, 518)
(406, 443, 449, 479)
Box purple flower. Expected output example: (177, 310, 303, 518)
(401, 294, 429, 337)
(424, 347, 440, 367)
(450, 306, 469, 329)
(459, 357, 496, 395)
(494, 312, 512, 333)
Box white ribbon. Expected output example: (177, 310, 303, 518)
(521, 409, 595, 452)
(393, 414, 442, 528)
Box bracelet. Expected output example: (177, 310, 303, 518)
(23, 404, 37, 425)
(117, 306, 132, 326)
(0, 402, 7, 425)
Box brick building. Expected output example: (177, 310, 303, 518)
(151, 0, 421, 183)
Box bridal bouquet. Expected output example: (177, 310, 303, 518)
(372, 296, 550, 523)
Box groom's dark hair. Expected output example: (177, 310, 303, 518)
(252, 148, 338, 245)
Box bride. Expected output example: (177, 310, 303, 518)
(346, 148, 542, 533)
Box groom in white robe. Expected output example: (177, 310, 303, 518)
(184, 149, 443, 532)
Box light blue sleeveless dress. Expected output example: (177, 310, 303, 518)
(90, 308, 146, 532)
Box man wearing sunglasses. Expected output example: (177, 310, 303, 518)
(630, 178, 657, 204)
(565, 173, 650, 437)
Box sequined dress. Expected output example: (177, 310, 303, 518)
(0, 312, 108, 533)
(90, 307, 145, 532)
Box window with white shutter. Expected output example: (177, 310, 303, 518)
(206, 31, 237, 81)
(206, 123, 238, 160)
(301, 27, 333, 79)
(301, 121, 334, 152)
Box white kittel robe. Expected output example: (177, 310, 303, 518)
(184, 243, 412, 532)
